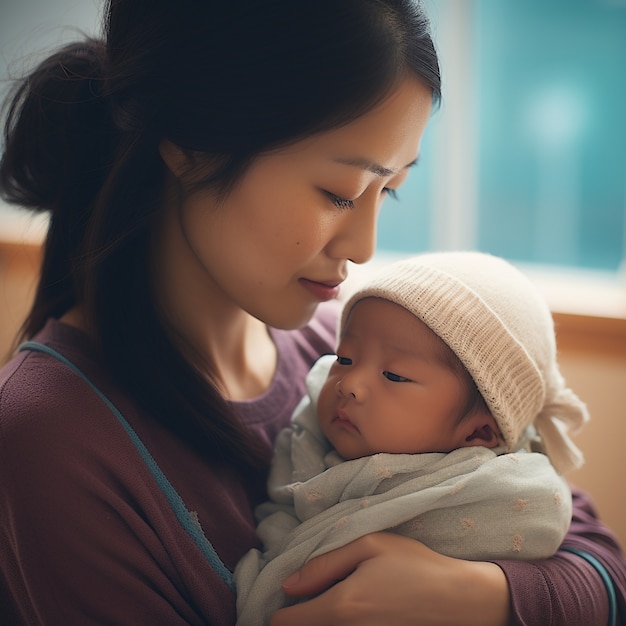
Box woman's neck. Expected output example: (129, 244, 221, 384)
(151, 194, 278, 401)
(60, 302, 277, 402)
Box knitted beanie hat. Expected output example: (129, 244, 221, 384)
(341, 251, 589, 475)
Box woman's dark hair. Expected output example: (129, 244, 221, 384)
(0, 0, 441, 470)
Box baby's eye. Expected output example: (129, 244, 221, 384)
(336, 356, 352, 366)
(383, 371, 410, 383)
(383, 188, 399, 200)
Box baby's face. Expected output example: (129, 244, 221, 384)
(318, 298, 473, 460)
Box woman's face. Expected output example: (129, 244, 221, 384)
(159, 76, 433, 330)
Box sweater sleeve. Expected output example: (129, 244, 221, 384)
(494, 487, 626, 626)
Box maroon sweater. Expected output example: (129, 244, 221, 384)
(1, 308, 625, 625)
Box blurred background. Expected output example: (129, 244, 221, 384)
(1, 0, 625, 543)
(389, 0, 626, 276)
(1, 0, 625, 274)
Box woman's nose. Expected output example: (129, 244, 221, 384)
(328, 197, 378, 265)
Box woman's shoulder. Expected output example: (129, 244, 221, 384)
(0, 319, 124, 453)
(0, 325, 241, 625)
(0, 318, 179, 530)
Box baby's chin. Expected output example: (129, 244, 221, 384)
(327, 439, 371, 462)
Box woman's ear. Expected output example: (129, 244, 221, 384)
(158, 140, 195, 179)
(457, 411, 502, 450)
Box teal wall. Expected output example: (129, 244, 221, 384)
(378, 0, 626, 272)
(475, 0, 626, 270)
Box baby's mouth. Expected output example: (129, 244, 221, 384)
(333, 409, 359, 433)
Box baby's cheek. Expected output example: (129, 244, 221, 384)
(317, 387, 336, 429)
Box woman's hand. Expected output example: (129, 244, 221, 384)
(270, 532, 510, 626)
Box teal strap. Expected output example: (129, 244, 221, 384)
(19, 341, 235, 592)
(562, 547, 617, 626)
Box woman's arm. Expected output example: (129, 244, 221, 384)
(272, 487, 626, 626)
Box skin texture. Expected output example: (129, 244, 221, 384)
(271, 532, 510, 626)
(154, 76, 433, 401)
(318, 298, 499, 459)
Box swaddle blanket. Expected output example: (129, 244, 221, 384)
(234, 355, 572, 626)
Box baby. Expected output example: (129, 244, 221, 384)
(234, 251, 589, 626)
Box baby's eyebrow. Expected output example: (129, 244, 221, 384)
(333, 156, 419, 177)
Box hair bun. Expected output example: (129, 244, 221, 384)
(0, 38, 112, 213)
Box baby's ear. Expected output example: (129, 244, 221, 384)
(458, 411, 502, 449)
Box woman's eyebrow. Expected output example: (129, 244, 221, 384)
(333, 156, 419, 177)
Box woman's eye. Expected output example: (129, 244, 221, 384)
(337, 356, 352, 366)
(383, 370, 410, 383)
(383, 188, 399, 200)
(325, 192, 355, 210)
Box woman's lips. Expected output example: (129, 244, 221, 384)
(299, 278, 341, 302)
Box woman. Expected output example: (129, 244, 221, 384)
(0, 1, 624, 624)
